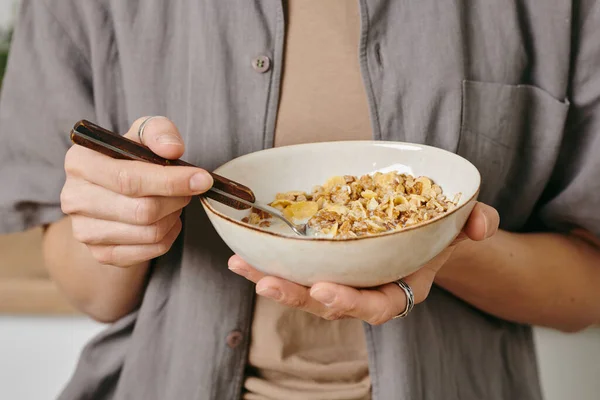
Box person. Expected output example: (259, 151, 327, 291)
(1, 1, 599, 399)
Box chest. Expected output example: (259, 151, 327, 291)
(104, 0, 573, 229)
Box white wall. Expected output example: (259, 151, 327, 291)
(0, 316, 598, 400)
(0, 317, 106, 400)
(535, 327, 600, 400)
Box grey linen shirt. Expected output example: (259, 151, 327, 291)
(1, 1, 599, 399)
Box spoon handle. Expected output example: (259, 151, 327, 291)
(70, 120, 255, 210)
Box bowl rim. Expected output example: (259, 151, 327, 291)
(200, 140, 481, 242)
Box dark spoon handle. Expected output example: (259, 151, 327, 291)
(70, 120, 255, 210)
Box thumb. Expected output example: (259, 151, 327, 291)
(125, 116, 185, 160)
(463, 202, 500, 241)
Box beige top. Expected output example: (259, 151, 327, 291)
(244, 1, 373, 399)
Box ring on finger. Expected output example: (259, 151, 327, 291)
(137, 116, 161, 146)
(392, 279, 415, 319)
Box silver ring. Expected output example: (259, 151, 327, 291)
(137, 116, 161, 146)
(392, 279, 414, 319)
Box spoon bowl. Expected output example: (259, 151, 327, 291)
(210, 187, 307, 236)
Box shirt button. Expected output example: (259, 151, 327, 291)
(252, 55, 271, 73)
(226, 330, 244, 349)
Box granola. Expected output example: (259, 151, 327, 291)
(243, 172, 460, 239)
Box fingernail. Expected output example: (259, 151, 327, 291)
(311, 288, 336, 306)
(483, 212, 489, 237)
(483, 211, 498, 239)
(156, 134, 183, 146)
(257, 287, 282, 301)
(228, 266, 249, 278)
(190, 172, 213, 192)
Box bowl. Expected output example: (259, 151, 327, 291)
(200, 141, 480, 287)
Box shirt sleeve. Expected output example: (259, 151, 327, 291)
(0, 1, 95, 234)
(533, 1, 600, 239)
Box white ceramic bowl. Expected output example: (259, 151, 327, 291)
(200, 141, 480, 287)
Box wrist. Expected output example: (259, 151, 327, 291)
(434, 232, 495, 287)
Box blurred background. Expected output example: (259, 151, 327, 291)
(0, 1, 598, 399)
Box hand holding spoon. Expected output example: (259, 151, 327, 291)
(70, 120, 308, 236)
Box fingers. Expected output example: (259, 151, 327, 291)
(64, 146, 213, 197)
(227, 255, 267, 281)
(309, 283, 397, 325)
(61, 178, 191, 225)
(227, 255, 437, 324)
(86, 217, 182, 267)
(71, 211, 182, 245)
(64, 116, 213, 197)
(255, 276, 334, 317)
(463, 202, 499, 241)
(228, 256, 330, 317)
(308, 262, 437, 325)
(125, 116, 186, 160)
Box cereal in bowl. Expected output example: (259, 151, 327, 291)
(242, 172, 460, 239)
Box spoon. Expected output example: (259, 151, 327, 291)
(210, 187, 308, 236)
(70, 120, 308, 236)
